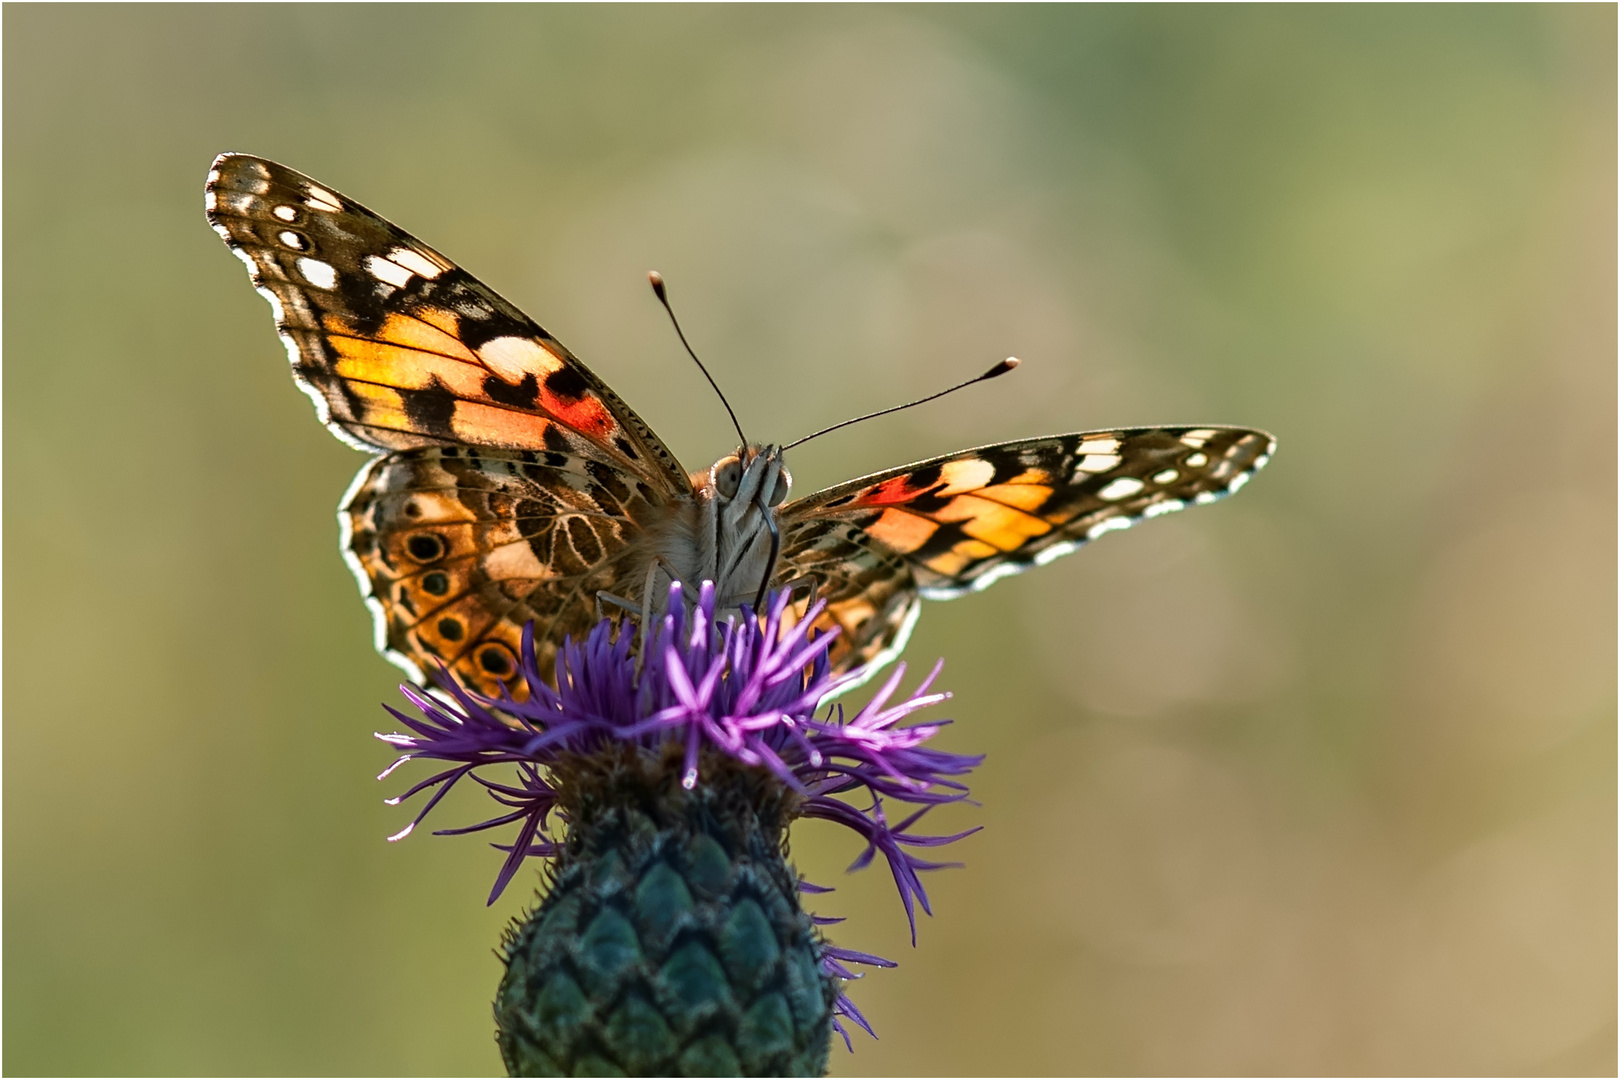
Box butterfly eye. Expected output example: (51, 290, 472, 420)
(713, 457, 743, 499)
(767, 465, 792, 507)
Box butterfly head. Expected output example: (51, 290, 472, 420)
(708, 444, 792, 509)
(701, 444, 791, 612)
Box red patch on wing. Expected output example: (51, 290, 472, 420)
(854, 475, 940, 508)
(541, 389, 615, 440)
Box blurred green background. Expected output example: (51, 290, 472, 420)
(6, 5, 1614, 1075)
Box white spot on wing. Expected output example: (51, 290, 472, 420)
(1227, 471, 1251, 495)
(1152, 469, 1179, 484)
(1194, 491, 1221, 505)
(230, 247, 288, 329)
(203, 190, 217, 212)
(1180, 429, 1217, 448)
(1077, 437, 1121, 456)
(1142, 499, 1186, 519)
(1098, 476, 1145, 501)
(220, 231, 257, 276)
(366, 254, 414, 288)
(1074, 454, 1122, 475)
(939, 457, 996, 494)
(272, 204, 298, 221)
(1087, 515, 1135, 539)
(478, 336, 561, 384)
(970, 561, 1024, 592)
(389, 247, 444, 278)
(483, 540, 547, 580)
(1033, 539, 1079, 566)
(296, 257, 337, 289)
(1184, 451, 1209, 468)
(253, 285, 286, 324)
(305, 186, 342, 212)
(277, 231, 306, 251)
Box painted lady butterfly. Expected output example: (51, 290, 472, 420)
(206, 154, 1274, 701)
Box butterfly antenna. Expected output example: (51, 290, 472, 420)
(648, 271, 748, 446)
(781, 358, 1021, 452)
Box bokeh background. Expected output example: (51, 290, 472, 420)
(6, 5, 1614, 1075)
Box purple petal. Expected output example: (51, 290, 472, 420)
(376, 582, 984, 1045)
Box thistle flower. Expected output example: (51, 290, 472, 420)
(379, 583, 983, 1076)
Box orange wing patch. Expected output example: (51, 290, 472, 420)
(206, 153, 690, 494)
(448, 400, 557, 448)
(369, 310, 480, 363)
(835, 457, 1061, 575)
(865, 507, 938, 554)
(929, 493, 1053, 549)
(975, 482, 1054, 511)
(783, 428, 1275, 601)
(318, 309, 607, 452)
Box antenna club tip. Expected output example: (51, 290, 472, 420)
(647, 270, 667, 299)
(986, 357, 1021, 377)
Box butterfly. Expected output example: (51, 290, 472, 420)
(206, 153, 1274, 702)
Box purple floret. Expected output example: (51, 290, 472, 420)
(378, 581, 983, 1046)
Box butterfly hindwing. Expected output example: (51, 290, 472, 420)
(783, 426, 1274, 613)
(343, 445, 671, 699)
(775, 518, 924, 681)
(205, 153, 687, 493)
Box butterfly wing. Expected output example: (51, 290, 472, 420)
(207, 154, 695, 696)
(343, 445, 670, 699)
(780, 426, 1274, 675)
(205, 153, 688, 492)
(775, 516, 926, 684)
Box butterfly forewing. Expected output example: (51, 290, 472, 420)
(205, 154, 687, 491)
(781, 426, 1274, 608)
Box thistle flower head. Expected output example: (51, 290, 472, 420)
(379, 582, 983, 1050)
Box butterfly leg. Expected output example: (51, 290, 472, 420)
(774, 576, 820, 629)
(799, 574, 820, 612)
(595, 591, 644, 616)
(654, 556, 703, 603)
(630, 559, 665, 671)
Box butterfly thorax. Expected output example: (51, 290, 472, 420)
(659, 444, 792, 610)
